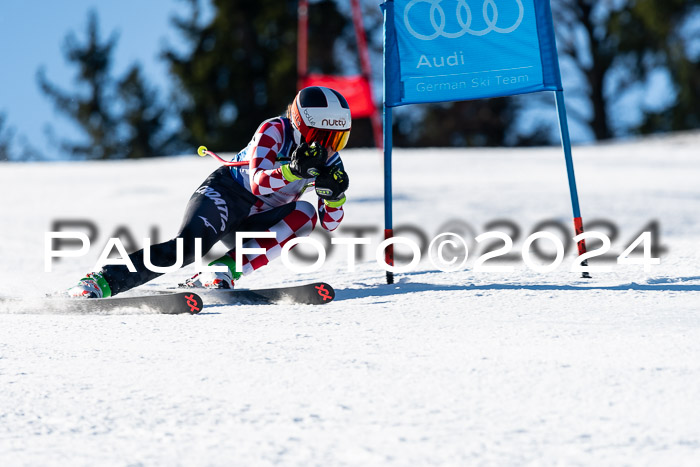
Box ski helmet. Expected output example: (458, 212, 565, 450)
(290, 86, 351, 152)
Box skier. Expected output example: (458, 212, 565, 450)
(68, 86, 351, 298)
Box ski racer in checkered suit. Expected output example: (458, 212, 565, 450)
(68, 86, 351, 298)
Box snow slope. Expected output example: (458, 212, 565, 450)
(1, 133, 700, 465)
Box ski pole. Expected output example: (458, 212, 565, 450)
(197, 145, 316, 186)
(197, 146, 249, 167)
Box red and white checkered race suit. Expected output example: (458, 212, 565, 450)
(72, 94, 349, 297)
(228, 117, 345, 275)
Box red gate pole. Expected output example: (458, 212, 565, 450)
(297, 0, 309, 90)
(351, 0, 383, 149)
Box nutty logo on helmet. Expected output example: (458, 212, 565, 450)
(321, 118, 348, 127)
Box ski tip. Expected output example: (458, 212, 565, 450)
(312, 282, 335, 304)
(181, 292, 204, 314)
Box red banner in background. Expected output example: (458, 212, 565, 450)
(300, 74, 376, 119)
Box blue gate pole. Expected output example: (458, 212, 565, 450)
(383, 104, 394, 284)
(554, 90, 590, 278)
(381, 0, 395, 284)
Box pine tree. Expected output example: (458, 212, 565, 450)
(38, 10, 176, 159)
(37, 10, 121, 159)
(0, 112, 15, 161)
(611, 0, 700, 133)
(546, 0, 699, 141)
(118, 65, 181, 158)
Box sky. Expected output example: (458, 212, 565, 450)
(0, 0, 210, 160)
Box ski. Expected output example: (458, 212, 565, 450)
(182, 282, 335, 306)
(0, 292, 204, 315)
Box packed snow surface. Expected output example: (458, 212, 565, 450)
(1, 133, 700, 465)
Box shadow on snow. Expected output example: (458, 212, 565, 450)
(335, 272, 700, 301)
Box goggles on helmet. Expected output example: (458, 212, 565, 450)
(304, 127, 351, 152)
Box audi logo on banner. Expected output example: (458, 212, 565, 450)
(403, 0, 525, 40)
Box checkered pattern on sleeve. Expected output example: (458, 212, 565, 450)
(248, 120, 291, 196)
(318, 198, 344, 232)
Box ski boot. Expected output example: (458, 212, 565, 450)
(67, 272, 112, 298)
(181, 257, 241, 290)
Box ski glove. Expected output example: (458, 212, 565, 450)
(315, 165, 349, 206)
(283, 142, 327, 181)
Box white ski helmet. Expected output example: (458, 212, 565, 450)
(290, 86, 351, 152)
